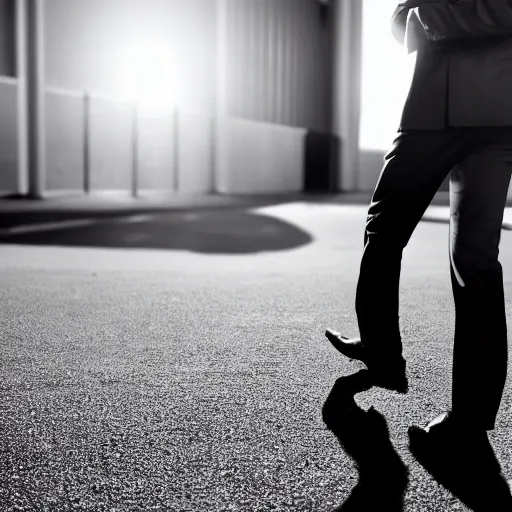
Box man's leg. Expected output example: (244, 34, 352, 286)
(449, 128, 512, 430)
(327, 128, 484, 389)
(355, 128, 483, 360)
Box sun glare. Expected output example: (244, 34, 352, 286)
(118, 38, 178, 113)
(359, 0, 417, 150)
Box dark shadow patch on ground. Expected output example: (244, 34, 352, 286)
(0, 195, 305, 230)
(0, 210, 313, 254)
(322, 370, 409, 511)
(409, 426, 512, 511)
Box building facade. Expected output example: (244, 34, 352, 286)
(0, 0, 362, 197)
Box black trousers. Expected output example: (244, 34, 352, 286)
(357, 127, 512, 429)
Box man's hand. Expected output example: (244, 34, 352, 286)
(391, 1, 434, 51)
(391, 4, 409, 45)
(405, 9, 431, 52)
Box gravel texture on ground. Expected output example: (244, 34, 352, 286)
(1, 203, 512, 511)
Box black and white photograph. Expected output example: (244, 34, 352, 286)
(1, 0, 512, 510)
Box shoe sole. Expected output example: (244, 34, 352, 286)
(325, 329, 408, 393)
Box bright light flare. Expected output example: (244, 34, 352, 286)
(360, 0, 417, 150)
(118, 37, 178, 113)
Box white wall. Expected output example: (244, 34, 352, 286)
(177, 112, 213, 193)
(137, 110, 176, 192)
(88, 96, 133, 191)
(46, 88, 84, 191)
(219, 118, 306, 194)
(0, 80, 309, 196)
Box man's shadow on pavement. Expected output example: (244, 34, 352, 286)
(322, 370, 409, 511)
(408, 424, 512, 511)
(322, 371, 512, 511)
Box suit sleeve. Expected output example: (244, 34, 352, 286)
(391, 5, 409, 45)
(416, 0, 512, 42)
(391, 1, 442, 46)
(391, 4, 431, 52)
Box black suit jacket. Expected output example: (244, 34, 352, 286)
(392, 0, 512, 130)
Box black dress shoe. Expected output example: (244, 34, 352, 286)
(409, 411, 488, 447)
(325, 329, 408, 393)
(408, 412, 509, 511)
(408, 412, 489, 464)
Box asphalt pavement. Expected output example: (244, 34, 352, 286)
(1, 199, 512, 511)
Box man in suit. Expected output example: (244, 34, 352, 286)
(325, 0, 512, 438)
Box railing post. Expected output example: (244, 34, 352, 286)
(131, 102, 139, 198)
(214, 0, 228, 193)
(83, 91, 90, 194)
(173, 106, 179, 193)
(16, 0, 29, 196)
(26, 0, 46, 199)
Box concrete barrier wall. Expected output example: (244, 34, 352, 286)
(2, 77, 511, 198)
(177, 112, 213, 193)
(0, 81, 311, 196)
(220, 118, 306, 194)
(89, 96, 132, 190)
(0, 80, 18, 193)
(137, 111, 176, 192)
(46, 88, 84, 191)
